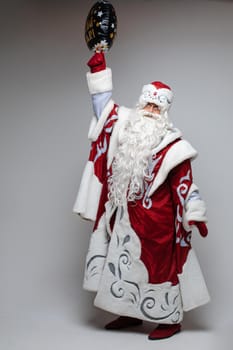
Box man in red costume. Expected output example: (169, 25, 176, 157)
(73, 52, 210, 340)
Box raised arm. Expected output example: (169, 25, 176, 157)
(86, 52, 113, 120)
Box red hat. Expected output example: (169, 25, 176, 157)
(139, 81, 173, 112)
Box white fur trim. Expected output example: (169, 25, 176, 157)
(148, 140, 198, 196)
(87, 116, 97, 140)
(88, 99, 115, 141)
(183, 184, 208, 231)
(83, 214, 109, 291)
(178, 249, 210, 311)
(153, 128, 182, 153)
(86, 68, 112, 95)
(73, 161, 93, 215)
(73, 161, 102, 221)
(107, 106, 131, 169)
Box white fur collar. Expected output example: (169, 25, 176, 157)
(152, 128, 182, 154)
(148, 139, 198, 196)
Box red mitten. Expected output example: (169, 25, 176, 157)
(188, 221, 208, 237)
(87, 52, 106, 73)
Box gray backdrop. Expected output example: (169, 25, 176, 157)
(0, 0, 232, 349)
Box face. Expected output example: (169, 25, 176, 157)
(143, 102, 160, 116)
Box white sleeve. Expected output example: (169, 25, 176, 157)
(86, 68, 113, 120)
(91, 91, 112, 119)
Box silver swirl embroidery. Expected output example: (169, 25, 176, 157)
(141, 155, 162, 209)
(176, 170, 191, 245)
(111, 280, 125, 298)
(93, 136, 107, 163)
(140, 294, 179, 321)
(104, 114, 118, 134)
(177, 170, 191, 206)
(85, 254, 106, 280)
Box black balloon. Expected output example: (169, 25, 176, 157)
(85, 1, 117, 52)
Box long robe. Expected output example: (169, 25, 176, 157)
(73, 68, 210, 324)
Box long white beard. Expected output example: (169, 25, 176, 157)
(108, 108, 171, 206)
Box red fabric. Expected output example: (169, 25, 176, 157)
(127, 153, 193, 285)
(151, 81, 171, 91)
(87, 52, 106, 73)
(189, 221, 208, 237)
(128, 178, 178, 285)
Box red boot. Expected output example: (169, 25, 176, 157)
(148, 323, 181, 340)
(105, 316, 143, 330)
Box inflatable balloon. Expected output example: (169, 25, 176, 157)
(85, 1, 117, 52)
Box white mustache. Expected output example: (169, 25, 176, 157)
(143, 111, 161, 119)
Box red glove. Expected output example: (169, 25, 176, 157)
(188, 221, 208, 237)
(87, 52, 106, 73)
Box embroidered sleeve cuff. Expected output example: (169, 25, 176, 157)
(183, 184, 207, 231)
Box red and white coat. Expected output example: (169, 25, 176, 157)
(73, 68, 210, 324)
